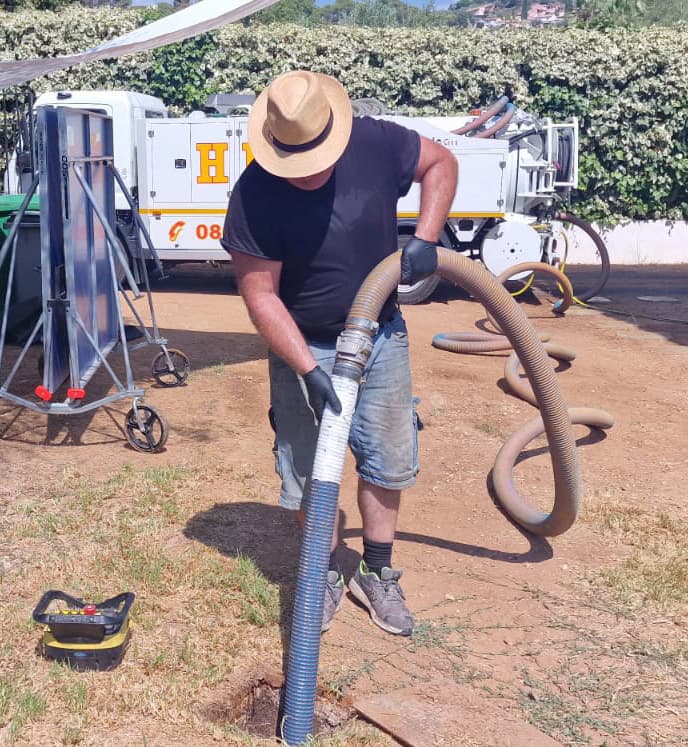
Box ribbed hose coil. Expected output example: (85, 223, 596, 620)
(504, 344, 576, 406)
(433, 331, 550, 354)
(351, 248, 583, 534)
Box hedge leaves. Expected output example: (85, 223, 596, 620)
(1, 8, 687, 222)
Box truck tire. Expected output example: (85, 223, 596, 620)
(396, 225, 444, 305)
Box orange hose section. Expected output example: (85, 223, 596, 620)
(452, 96, 509, 135)
(475, 105, 516, 139)
(347, 248, 582, 536)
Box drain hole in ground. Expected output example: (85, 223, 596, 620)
(202, 676, 353, 740)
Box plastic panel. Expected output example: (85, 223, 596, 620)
(36, 107, 70, 393)
(59, 108, 118, 388)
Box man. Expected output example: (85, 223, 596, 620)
(221, 70, 457, 636)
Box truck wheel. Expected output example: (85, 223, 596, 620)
(396, 226, 444, 305)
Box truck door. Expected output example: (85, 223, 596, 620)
(137, 116, 251, 261)
(232, 116, 252, 182)
(148, 120, 192, 204)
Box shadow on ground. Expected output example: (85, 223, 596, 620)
(0, 326, 266, 447)
(426, 265, 688, 348)
(184, 499, 554, 646)
(183, 502, 359, 641)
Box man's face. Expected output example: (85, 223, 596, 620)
(286, 166, 335, 191)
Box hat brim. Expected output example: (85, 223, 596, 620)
(248, 74, 353, 179)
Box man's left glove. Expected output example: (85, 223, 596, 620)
(400, 236, 438, 285)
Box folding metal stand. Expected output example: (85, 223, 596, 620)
(0, 106, 189, 452)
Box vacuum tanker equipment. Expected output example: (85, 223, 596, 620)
(4, 91, 609, 303)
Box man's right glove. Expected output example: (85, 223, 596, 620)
(303, 366, 342, 422)
(400, 236, 438, 285)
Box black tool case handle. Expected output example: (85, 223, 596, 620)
(32, 590, 135, 640)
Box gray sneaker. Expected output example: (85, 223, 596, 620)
(321, 570, 345, 633)
(348, 560, 414, 636)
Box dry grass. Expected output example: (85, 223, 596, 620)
(2, 463, 687, 745)
(0, 463, 383, 746)
(581, 497, 688, 611)
(508, 495, 688, 744)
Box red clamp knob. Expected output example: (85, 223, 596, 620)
(35, 385, 52, 402)
(67, 388, 85, 400)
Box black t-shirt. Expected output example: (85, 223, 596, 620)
(221, 116, 420, 340)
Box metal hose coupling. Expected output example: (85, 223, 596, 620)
(332, 321, 376, 379)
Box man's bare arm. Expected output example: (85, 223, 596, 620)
(413, 135, 458, 243)
(232, 251, 317, 375)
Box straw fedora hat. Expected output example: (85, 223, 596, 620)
(247, 70, 353, 179)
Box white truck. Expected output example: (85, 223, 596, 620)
(7, 88, 591, 304)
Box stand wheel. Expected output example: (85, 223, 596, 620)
(151, 348, 190, 387)
(124, 403, 169, 453)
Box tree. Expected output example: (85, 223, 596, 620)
(576, 0, 646, 26)
(317, 0, 357, 23)
(334, 0, 447, 27)
(250, 0, 317, 24)
(643, 0, 688, 24)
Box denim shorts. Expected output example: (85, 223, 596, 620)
(269, 310, 419, 510)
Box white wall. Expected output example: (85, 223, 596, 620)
(567, 221, 688, 265)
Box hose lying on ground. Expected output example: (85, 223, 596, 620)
(282, 249, 602, 745)
(433, 260, 614, 536)
(492, 261, 574, 328)
(432, 262, 572, 352)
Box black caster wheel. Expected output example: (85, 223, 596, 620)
(124, 403, 169, 453)
(151, 348, 190, 387)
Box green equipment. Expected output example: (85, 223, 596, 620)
(32, 590, 134, 671)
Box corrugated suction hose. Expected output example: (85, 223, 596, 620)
(432, 260, 613, 534)
(433, 262, 574, 352)
(353, 251, 593, 536)
(282, 248, 603, 745)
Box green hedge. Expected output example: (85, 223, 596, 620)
(2, 8, 688, 222)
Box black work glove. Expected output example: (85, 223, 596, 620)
(400, 236, 438, 285)
(303, 366, 342, 422)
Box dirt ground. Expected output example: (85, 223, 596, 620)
(1, 262, 687, 746)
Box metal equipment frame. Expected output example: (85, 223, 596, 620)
(0, 105, 189, 452)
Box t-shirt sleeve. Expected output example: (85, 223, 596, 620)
(375, 118, 420, 198)
(220, 164, 283, 261)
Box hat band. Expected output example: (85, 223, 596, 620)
(271, 112, 334, 154)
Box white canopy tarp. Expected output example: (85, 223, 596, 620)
(0, 0, 278, 89)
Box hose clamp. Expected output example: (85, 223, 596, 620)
(335, 328, 373, 369)
(346, 317, 379, 336)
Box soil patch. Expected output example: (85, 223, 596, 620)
(199, 668, 353, 739)
(1, 262, 687, 745)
